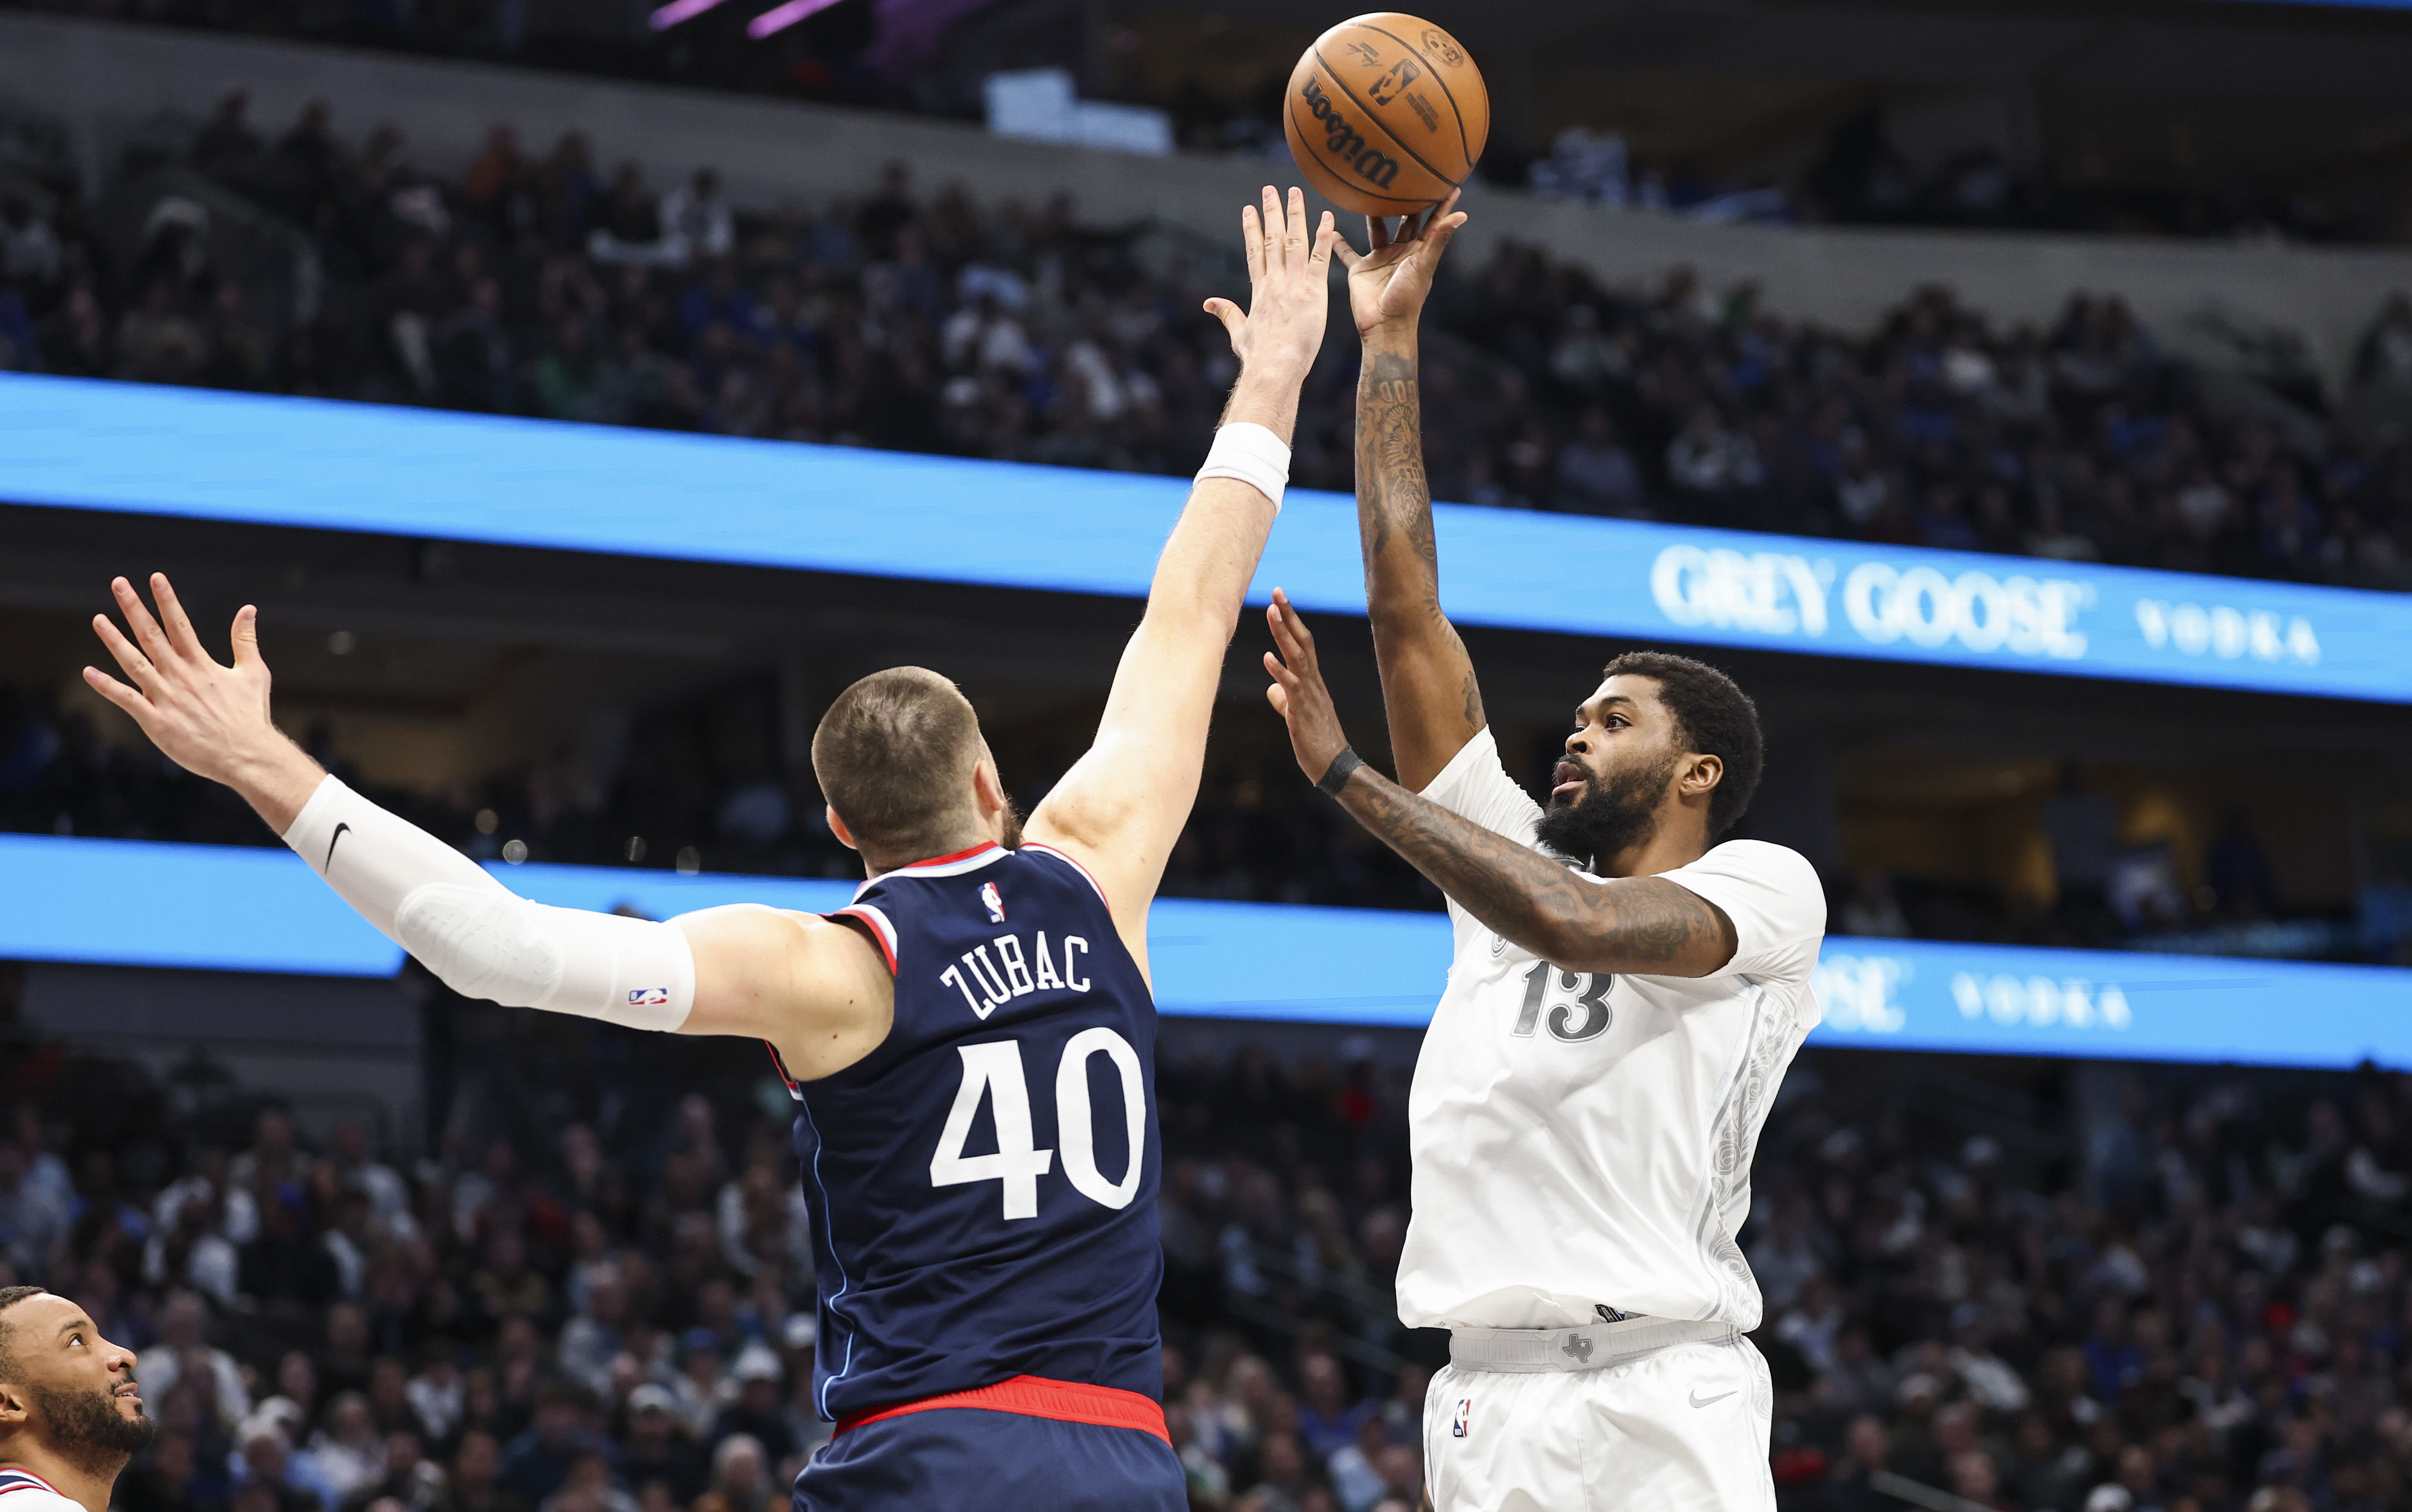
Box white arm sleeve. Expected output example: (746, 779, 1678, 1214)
(282, 776, 695, 1030)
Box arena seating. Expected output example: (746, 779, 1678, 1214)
(2, 1013, 2405, 1512)
(4, 91, 2410, 597)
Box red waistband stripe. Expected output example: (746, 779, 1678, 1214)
(833, 1374, 1169, 1444)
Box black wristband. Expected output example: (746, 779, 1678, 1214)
(1316, 746, 1365, 797)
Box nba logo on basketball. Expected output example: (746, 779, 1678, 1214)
(980, 881, 1006, 923)
(1452, 1398, 1471, 1438)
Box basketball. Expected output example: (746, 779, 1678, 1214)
(1283, 13, 1489, 217)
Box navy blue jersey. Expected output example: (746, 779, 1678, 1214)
(774, 841, 1163, 1423)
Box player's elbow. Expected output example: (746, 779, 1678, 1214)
(1526, 906, 1609, 975)
(1365, 596, 1431, 638)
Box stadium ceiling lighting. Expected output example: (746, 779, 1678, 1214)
(746, 0, 843, 37)
(648, 0, 733, 30)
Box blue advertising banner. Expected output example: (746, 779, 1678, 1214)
(3, 834, 2406, 1069)
(2, 375, 2405, 702)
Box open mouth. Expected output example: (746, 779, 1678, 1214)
(1550, 763, 1588, 801)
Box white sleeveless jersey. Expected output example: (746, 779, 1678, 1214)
(0, 1469, 84, 1512)
(1395, 727, 1827, 1333)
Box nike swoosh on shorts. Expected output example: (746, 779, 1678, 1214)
(1688, 1388, 1736, 1408)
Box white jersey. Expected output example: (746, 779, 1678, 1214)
(1395, 727, 1826, 1333)
(0, 1469, 82, 1512)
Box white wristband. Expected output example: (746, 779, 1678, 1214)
(1194, 421, 1290, 512)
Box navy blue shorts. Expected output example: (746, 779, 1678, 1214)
(792, 1407, 1186, 1512)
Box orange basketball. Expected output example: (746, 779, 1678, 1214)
(1283, 13, 1488, 217)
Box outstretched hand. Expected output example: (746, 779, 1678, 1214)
(1202, 186, 1341, 384)
(84, 574, 319, 827)
(1334, 188, 1466, 341)
(1261, 588, 1354, 785)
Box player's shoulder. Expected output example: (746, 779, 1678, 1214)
(0, 1471, 81, 1512)
(1685, 840, 1829, 912)
(1694, 837, 1816, 879)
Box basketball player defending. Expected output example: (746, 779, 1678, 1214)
(0, 1287, 155, 1512)
(1265, 197, 1828, 1511)
(81, 188, 1342, 1512)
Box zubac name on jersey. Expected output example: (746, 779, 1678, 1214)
(771, 842, 1163, 1424)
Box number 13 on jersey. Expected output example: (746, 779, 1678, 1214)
(930, 1030, 1148, 1220)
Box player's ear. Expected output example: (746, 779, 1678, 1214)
(0, 1380, 27, 1424)
(971, 755, 1007, 817)
(1682, 753, 1724, 801)
(825, 806, 859, 853)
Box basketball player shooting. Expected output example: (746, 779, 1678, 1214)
(0, 1287, 155, 1512)
(1264, 197, 1829, 1512)
(80, 188, 1342, 1512)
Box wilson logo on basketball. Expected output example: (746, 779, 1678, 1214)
(1299, 78, 1403, 191)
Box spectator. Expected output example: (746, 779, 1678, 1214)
(140, 1290, 254, 1429)
(535, 1453, 632, 1512)
(498, 1385, 600, 1507)
(708, 1356, 793, 1464)
(702, 1436, 765, 1512)
(436, 1433, 525, 1512)
(0, 196, 60, 288)
(309, 1393, 389, 1503)
(1294, 1353, 1374, 1462)
(614, 1387, 702, 1505)
(554, 1265, 628, 1400)
(2043, 763, 2121, 942)
(1666, 404, 1764, 496)
(658, 171, 734, 268)
(1553, 407, 1643, 515)
(2205, 805, 2278, 921)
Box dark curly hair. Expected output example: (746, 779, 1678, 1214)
(1601, 651, 1764, 838)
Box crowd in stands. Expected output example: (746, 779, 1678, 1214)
(10, 670, 2399, 964)
(1, 95, 2403, 958)
(4, 93, 2412, 595)
(5, 995, 2412, 1512)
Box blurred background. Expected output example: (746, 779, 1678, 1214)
(7, 0, 2412, 1508)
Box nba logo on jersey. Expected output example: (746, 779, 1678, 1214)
(627, 986, 670, 1007)
(1452, 1397, 1471, 1438)
(980, 881, 1007, 923)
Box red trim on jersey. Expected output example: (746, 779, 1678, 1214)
(764, 906, 897, 1097)
(826, 905, 899, 974)
(1018, 843, 1111, 915)
(894, 842, 1001, 872)
(0, 1470, 65, 1497)
(833, 1374, 1169, 1444)
(762, 1040, 800, 1098)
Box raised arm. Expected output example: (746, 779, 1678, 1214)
(1260, 591, 1736, 977)
(1334, 192, 1479, 794)
(1026, 188, 1338, 970)
(83, 575, 891, 1082)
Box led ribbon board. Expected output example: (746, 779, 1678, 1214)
(0, 374, 2402, 701)
(1, 835, 2405, 1070)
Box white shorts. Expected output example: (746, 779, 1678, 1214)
(1420, 1318, 1775, 1512)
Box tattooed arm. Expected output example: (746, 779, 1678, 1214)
(1335, 193, 1482, 793)
(1260, 590, 1738, 976)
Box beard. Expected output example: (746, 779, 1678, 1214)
(1534, 750, 1677, 867)
(999, 791, 1026, 850)
(33, 1380, 157, 1473)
